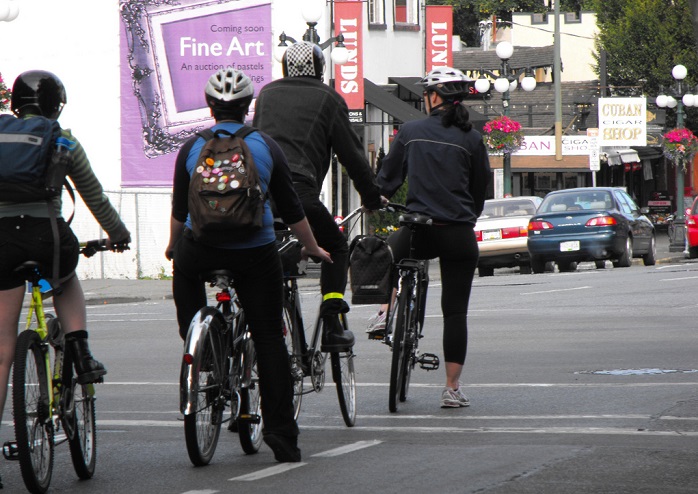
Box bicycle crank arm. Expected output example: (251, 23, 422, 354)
(2, 441, 18, 460)
(417, 353, 440, 371)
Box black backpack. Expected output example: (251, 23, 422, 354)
(0, 114, 75, 293)
(188, 126, 266, 244)
(0, 114, 67, 201)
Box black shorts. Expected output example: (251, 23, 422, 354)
(0, 216, 79, 290)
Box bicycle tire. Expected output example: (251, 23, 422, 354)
(331, 314, 356, 427)
(238, 336, 263, 454)
(62, 348, 97, 479)
(282, 300, 303, 420)
(389, 284, 413, 413)
(182, 307, 225, 466)
(13, 330, 54, 494)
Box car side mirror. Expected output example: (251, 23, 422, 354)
(640, 207, 650, 214)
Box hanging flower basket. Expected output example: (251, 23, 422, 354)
(662, 127, 698, 170)
(0, 73, 11, 113)
(482, 115, 524, 155)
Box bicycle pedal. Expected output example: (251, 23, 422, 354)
(3, 441, 19, 460)
(417, 353, 440, 371)
(237, 413, 261, 425)
(367, 331, 386, 341)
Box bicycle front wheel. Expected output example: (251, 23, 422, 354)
(331, 314, 356, 426)
(182, 307, 225, 466)
(238, 337, 263, 454)
(13, 330, 54, 494)
(282, 300, 303, 420)
(389, 286, 414, 413)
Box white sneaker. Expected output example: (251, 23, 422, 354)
(440, 384, 470, 408)
(366, 311, 386, 334)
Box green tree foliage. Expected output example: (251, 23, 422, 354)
(427, 0, 592, 47)
(590, 0, 698, 129)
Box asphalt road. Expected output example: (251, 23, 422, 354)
(2, 250, 697, 493)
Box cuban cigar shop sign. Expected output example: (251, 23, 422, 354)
(597, 97, 647, 147)
(515, 135, 598, 155)
(334, 1, 364, 124)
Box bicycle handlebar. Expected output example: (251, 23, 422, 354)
(80, 239, 130, 258)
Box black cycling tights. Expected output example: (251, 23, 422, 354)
(387, 223, 478, 365)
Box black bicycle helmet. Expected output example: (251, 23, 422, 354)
(419, 67, 471, 100)
(204, 67, 254, 112)
(11, 70, 66, 119)
(282, 41, 325, 80)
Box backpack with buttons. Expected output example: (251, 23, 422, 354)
(187, 126, 266, 244)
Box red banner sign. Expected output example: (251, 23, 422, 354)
(334, 1, 364, 122)
(425, 6, 453, 73)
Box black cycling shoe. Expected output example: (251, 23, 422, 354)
(320, 317, 355, 352)
(66, 336, 108, 384)
(263, 433, 301, 463)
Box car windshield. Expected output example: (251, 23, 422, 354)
(539, 191, 613, 213)
(480, 200, 537, 219)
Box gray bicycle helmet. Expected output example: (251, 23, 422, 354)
(282, 41, 325, 80)
(204, 67, 254, 111)
(419, 67, 471, 99)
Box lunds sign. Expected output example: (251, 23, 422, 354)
(425, 6, 453, 72)
(334, 1, 364, 123)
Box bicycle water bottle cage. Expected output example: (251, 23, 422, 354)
(398, 213, 433, 228)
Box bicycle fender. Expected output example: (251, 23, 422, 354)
(180, 307, 225, 415)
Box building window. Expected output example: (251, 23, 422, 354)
(394, 0, 418, 25)
(564, 11, 581, 23)
(531, 13, 547, 24)
(369, 0, 385, 25)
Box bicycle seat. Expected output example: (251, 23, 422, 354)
(13, 261, 44, 284)
(200, 270, 234, 288)
(399, 213, 433, 228)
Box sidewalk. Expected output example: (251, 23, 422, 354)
(71, 232, 686, 306)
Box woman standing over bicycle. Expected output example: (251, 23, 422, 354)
(165, 67, 330, 463)
(367, 67, 491, 408)
(0, 70, 131, 484)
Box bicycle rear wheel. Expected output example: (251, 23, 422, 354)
(62, 349, 97, 479)
(238, 336, 263, 454)
(13, 330, 54, 494)
(182, 308, 225, 466)
(331, 314, 356, 427)
(389, 285, 414, 413)
(282, 300, 303, 420)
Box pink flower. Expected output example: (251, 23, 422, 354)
(483, 116, 524, 154)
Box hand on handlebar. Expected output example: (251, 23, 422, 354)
(108, 236, 131, 253)
(301, 245, 332, 264)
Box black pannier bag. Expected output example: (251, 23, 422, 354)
(349, 235, 393, 304)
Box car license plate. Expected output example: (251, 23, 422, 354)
(482, 230, 502, 241)
(560, 240, 580, 252)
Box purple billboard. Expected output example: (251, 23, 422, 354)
(119, 0, 272, 187)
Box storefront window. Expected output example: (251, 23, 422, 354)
(394, 0, 418, 25)
(369, 0, 385, 25)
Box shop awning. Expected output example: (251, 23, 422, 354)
(605, 149, 640, 166)
(364, 79, 426, 123)
(388, 76, 423, 102)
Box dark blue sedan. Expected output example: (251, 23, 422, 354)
(527, 187, 656, 273)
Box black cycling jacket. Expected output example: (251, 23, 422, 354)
(252, 77, 382, 210)
(377, 111, 491, 225)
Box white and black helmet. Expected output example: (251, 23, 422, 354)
(419, 67, 471, 99)
(204, 67, 254, 110)
(282, 41, 325, 80)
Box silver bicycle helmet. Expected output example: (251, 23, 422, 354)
(419, 67, 471, 99)
(204, 67, 254, 110)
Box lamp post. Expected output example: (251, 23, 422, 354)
(474, 41, 536, 196)
(273, 0, 349, 66)
(656, 64, 698, 252)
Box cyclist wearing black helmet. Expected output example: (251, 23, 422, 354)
(367, 67, 491, 409)
(166, 67, 330, 463)
(253, 41, 387, 352)
(0, 70, 131, 464)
